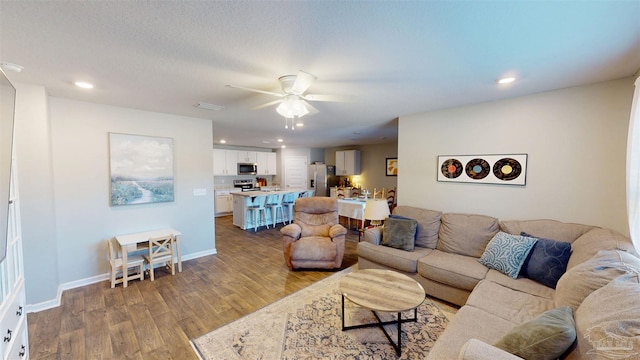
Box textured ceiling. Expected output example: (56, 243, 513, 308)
(1, 1, 639, 149)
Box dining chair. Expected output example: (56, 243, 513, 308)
(107, 238, 145, 288)
(373, 187, 385, 199)
(387, 187, 397, 212)
(350, 188, 360, 198)
(265, 193, 285, 228)
(246, 195, 268, 231)
(337, 187, 345, 199)
(143, 235, 175, 281)
(282, 191, 299, 224)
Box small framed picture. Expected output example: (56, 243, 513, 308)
(386, 158, 398, 176)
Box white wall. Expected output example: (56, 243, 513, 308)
(49, 98, 216, 285)
(14, 83, 59, 305)
(16, 93, 216, 307)
(399, 77, 634, 236)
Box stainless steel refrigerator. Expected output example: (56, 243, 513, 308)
(308, 164, 337, 197)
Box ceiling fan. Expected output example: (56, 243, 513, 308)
(226, 70, 342, 118)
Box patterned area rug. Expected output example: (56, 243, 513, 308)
(191, 267, 449, 359)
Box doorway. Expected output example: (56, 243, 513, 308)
(284, 156, 308, 190)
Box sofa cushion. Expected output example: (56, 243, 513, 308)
(519, 232, 572, 289)
(570, 274, 640, 360)
(459, 339, 524, 360)
(499, 219, 593, 243)
(437, 213, 499, 258)
(555, 249, 640, 310)
(381, 217, 418, 251)
(392, 206, 442, 248)
(567, 227, 636, 270)
(467, 279, 556, 325)
(427, 305, 517, 360)
(417, 250, 489, 291)
(485, 269, 555, 300)
(357, 241, 431, 273)
(493, 306, 576, 360)
(478, 232, 538, 279)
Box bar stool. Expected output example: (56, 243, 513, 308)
(282, 191, 299, 224)
(265, 193, 285, 228)
(246, 196, 267, 231)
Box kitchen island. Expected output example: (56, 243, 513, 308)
(232, 189, 307, 230)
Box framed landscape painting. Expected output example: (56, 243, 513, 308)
(109, 133, 174, 206)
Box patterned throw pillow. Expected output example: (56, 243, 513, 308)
(478, 232, 538, 279)
(519, 232, 572, 289)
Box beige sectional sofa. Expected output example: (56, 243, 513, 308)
(358, 205, 640, 359)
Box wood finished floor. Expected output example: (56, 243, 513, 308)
(27, 216, 362, 360)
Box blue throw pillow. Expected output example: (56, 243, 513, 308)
(478, 232, 538, 279)
(519, 232, 571, 289)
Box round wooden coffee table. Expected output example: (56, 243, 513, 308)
(339, 269, 425, 356)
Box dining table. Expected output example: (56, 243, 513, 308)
(337, 198, 367, 239)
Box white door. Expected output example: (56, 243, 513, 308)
(284, 156, 308, 190)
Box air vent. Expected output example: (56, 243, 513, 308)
(196, 102, 224, 111)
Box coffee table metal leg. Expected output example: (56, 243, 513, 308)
(341, 294, 346, 330)
(342, 301, 418, 356)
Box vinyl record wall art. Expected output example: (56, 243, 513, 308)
(437, 154, 527, 185)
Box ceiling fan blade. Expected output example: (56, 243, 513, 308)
(301, 99, 319, 116)
(251, 99, 283, 110)
(291, 70, 317, 95)
(226, 84, 283, 97)
(302, 94, 348, 102)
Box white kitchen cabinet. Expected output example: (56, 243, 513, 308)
(0, 156, 28, 360)
(336, 150, 361, 175)
(256, 152, 277, 175)
(213, 149, 238, 176)
(237, 151, 257, 163)
(214, 189, 234, 215)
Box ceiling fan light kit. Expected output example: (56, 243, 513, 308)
(228, 70, 339, 128)
(276, 95, 309, 118)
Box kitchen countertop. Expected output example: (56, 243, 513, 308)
(231, 189, 306, 197)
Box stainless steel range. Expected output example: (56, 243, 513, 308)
(233, 179, 257, 191)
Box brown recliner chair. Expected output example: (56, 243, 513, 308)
(280, 197, 347, 270)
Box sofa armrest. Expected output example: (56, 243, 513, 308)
(281, 223, 302, 239)
(458, 339, 522, 360)
(329, 224, 348, 238)
(363, 226, 383, 245)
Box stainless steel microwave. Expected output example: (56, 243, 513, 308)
(238, 163, 257, 175)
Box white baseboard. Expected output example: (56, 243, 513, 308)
(26, 248, 217, 313)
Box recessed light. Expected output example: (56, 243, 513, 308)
(497, 77, 515, 84)
(281, 145, 286, 148)
(74, 81, 94, 89)
(277, 138, 283, 142)
(220, 139, 226, 144)
(296, 123, 304, 127)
